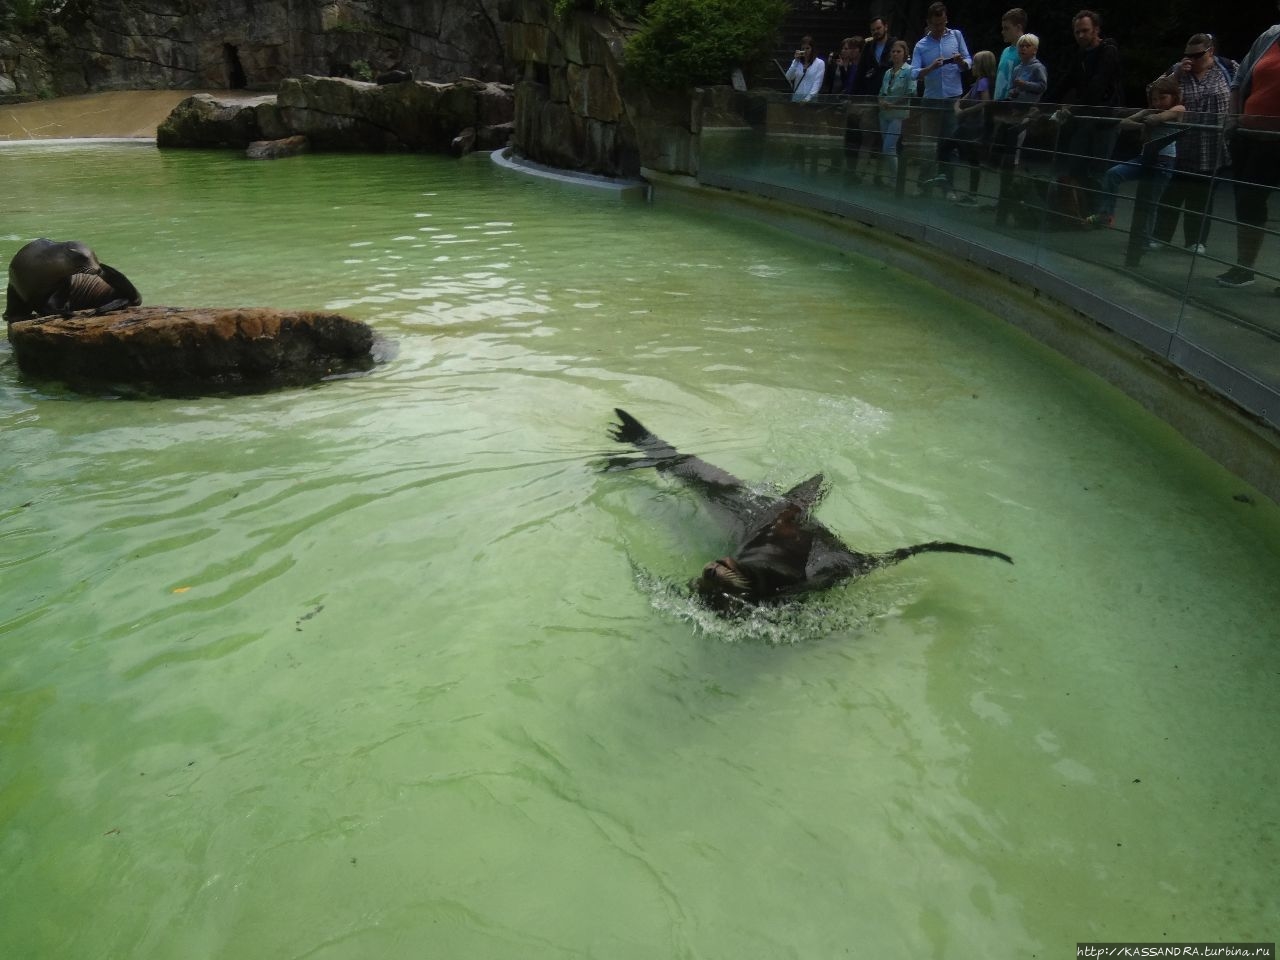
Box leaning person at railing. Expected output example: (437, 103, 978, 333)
(1083, 77, 1185, 249)
(1217, 5, 1280, 290)
(993, 33, 1049, 226)
(1001, 32, 1049, 158)
(911, 1, 972, 194)
(827, 36, 877, 180)
(1044, 9, 1125, 207)
(937, 50, 998, 204)
(1150, 33, 1235, 257)
(878, 40, 916, 187)
(786, 35, 827, 103)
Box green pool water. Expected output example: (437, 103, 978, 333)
(2, 143, 1277, 958)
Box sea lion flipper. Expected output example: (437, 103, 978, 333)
(4, 283, 34, 322)
(782, 473, 826, 512)
(610, 408, 652, 445)
(93, 297, 131, 316)
(46, 275, 75, 318)
(609, 409, 744, 490)
(875, 540, 1014, 568)
(97, 263, 142, 307)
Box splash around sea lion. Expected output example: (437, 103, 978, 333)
(605, 408, 1013, 615)
(5, 238, 141, 322)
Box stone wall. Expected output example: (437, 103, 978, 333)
(502, 0, 701, 178)
(1, 0, 509, 99)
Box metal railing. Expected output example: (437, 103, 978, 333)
(696, 92, 1280, 430)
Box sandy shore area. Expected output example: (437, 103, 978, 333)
(0, 89, 263, 140)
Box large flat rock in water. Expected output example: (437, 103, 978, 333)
(7, 306, 376, 394)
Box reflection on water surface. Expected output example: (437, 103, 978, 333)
(1, 144, 1278, 958)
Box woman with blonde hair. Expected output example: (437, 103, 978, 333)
(937, 49, 997, 202)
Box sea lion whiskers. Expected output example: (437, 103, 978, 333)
(700, 557, 750, 592)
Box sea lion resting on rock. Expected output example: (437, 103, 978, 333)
(5, 238, 141, 322)
(606, 409, 1013, 614)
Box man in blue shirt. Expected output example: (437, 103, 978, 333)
(912, 2, 972, 192)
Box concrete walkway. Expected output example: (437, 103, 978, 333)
(0, 90, 259, 140)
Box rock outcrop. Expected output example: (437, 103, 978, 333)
(246, 135, 309, 160)
(157, 77, 514, 153)
(7, 307, 377, 394)
(504, 0, 638, 176)
(155, 93, 286, 147)
(1, 0, 509, 99)
(276, 75, 514, 151)
(502, 0, 710, 178)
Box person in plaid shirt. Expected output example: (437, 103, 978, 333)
(1151, 33, 1235, 254)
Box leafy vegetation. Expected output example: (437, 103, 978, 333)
(553, 0, 650, 20)
(1, 0, 67, 29)
(625, 0, 787, 90)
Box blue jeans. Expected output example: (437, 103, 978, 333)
(879, 117, 904, 158)
(1095, 156, 1174, 239)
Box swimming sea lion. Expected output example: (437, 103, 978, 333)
(5, 239, 141, 323)
(606, 408, 1013, 614)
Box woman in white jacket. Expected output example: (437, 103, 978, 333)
(786, 36, 827, 102)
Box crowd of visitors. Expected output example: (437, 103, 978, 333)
(780, 1, 1280, 292)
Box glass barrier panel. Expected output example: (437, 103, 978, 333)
(695, 90, 1280, 428)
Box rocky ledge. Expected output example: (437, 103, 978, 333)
(7, 307, 377, 395)
(157, 75, 515, 154)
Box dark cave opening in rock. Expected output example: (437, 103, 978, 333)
(223, 43, 247, 89)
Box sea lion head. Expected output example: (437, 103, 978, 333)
(691, 505, 815, 613)
(63, 241, 102, 276)
(692, 556, 755, 613)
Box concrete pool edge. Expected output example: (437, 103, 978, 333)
(642, 169, 1280, 507)
(490, 147, 650, 200)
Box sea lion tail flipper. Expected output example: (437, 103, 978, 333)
(604, 409, 681, 473)
(609, 408, 682, 462)
(611, 408, 654, 445)
(876, 540, 1014, 568)
(605, 409, 745, 490)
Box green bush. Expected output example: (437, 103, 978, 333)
(553, 0, 650, 20)
(625, 0, 786, 90)
(2, 0, 62, 29)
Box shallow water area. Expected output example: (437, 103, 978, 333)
(2, 142, 1279, 958)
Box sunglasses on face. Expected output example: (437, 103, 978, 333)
(1185, 49, 1210, 59)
